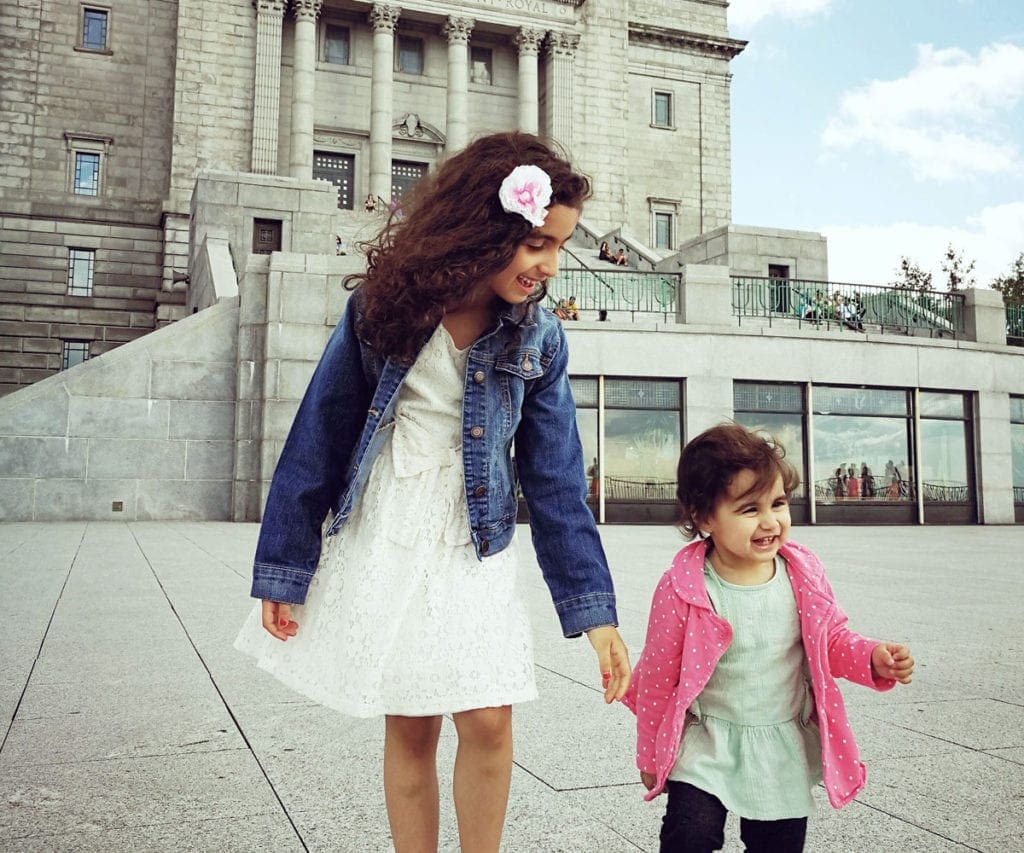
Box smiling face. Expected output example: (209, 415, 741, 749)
(702, 469, 791, 579)
(483, 203, 579, 306)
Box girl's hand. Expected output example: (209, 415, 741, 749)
(640, 771, 657, 792)
(261, 600, 299, 641)
(586, 625, 632, 703)
(872, 642, 914, 684)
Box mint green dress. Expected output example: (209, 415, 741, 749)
(668, 556, 823, 820)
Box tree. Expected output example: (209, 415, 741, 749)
(991, 252, 1024, 304)
(891, 256, 933, 292)
(940, 244, 976, 293)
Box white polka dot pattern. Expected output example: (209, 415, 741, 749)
(622, 538, 897, 809)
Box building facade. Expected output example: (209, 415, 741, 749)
(2, 0, 1022, 526)
(1, 0, 747, 394)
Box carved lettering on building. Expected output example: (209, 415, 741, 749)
(465, 0, 574, 19)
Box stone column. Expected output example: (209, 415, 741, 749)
(513, 27, 543, 134)
(544, 30, 580, 152)
(369, 4, 401, 203)
(288, 0, 322, 179)
(251, 0, 287, 174)
(442, 16, 474, 154)
(963, 287, 1007, 345)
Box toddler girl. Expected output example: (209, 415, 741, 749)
(624, 422, 913, 852)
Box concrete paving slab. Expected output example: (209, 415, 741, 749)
(984, 746, 1024, 766)
(512, 681, 638, 790)
(858, 750, 1024, 845)
(5, 813, 304, 853)
(858, 697, 1024, 752)
(2, 708, 244, 766)
(0, 750, 278, 839)
(1, 521, 1022, 852)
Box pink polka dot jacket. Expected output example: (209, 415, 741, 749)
(622, 538, 895, 808)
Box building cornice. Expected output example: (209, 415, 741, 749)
(628, 22, 746, 59)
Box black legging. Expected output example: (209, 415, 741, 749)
(659, 781, 807, 853)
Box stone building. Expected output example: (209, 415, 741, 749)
(0, 0, 754, 394)
(1, 0, 1022, 525)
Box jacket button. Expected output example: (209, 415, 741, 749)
(473, 485, 487, 498)
(473, 370, 485, 383)
(521, 357, 533, 371)
(480, 538, 489, 554)
(470, 425, 484, 439)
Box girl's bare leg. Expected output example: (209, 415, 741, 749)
(451, 705, 513, 853)
(384, 714, 444, 853)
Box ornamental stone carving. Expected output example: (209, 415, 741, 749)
(253, 0, 287, 14)
(513, 27, 545, 56)
(442, 17, 474, 45)
(292, 0, 322, 22)
(369, 3, 401, 34)
(547, 30, 581, 58)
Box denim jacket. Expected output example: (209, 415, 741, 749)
(250, 289, 618, 638)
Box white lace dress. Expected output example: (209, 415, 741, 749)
(234, 324, 538, 717)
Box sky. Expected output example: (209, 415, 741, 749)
(727, 0, 1024, 289)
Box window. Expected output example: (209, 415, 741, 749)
(397, 36, 424, 75)
(654, 212, 673, 250)
(603, 379, 681, 503)
(813, 385, 914, 504)
(313, 150, 354, 209)
(470, 46, 492, 85)
(252, 219, 282, 255)
(653, 91, 673, 128)
(74, 152, 101, 196)
(67, 248, 95, 296)
(1012, 396, 1024, 505)
(65, 134, 111, 196)
(323, 25, 350, 64)
(61, 340, 90, 371)
(391, 160, 427, 203)
(768, 265, 792, 313)
(918, 392, 973, 505)
(733, 381, 807, 499)
(80, 7, 109, 51)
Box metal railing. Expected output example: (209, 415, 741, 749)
(603, 477, 677, 501)
(547, 268, 679, 320)
(732, 277, 966, 338)
(1007, 303, 1024, 344)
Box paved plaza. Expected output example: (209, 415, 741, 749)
(1, 521, 1022, 852)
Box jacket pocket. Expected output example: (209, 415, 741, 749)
(494, 346, 546, 380)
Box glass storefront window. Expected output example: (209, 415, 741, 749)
(734, 412, 807, 498)
(919, 391, 971, 504)
(812, 386, 913, 503)
(602, 379, 681, 502)
(734, 382, 806, 499)
(1011, 397, 1024, 505)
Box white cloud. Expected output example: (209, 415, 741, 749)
(822, 202, 1024, 288)
(728, 0, 835, 30)
(823, 43, 1024, 181)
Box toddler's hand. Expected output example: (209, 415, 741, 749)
(640, 771, 657, 792)
(872, 642, 914, 684)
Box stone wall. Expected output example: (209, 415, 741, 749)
(0, 300, 239, 522)
(0, 0, 179, 397)
(669, 225, 830, 281)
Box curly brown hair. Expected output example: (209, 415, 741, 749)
(345, 132, 591, 364)
(676, 422, 801, 537)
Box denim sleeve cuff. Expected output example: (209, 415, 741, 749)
(555, 593, 618, 638)
(249, 563, 315, 605)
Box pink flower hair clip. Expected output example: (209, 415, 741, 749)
(498, 165, 552, 227)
